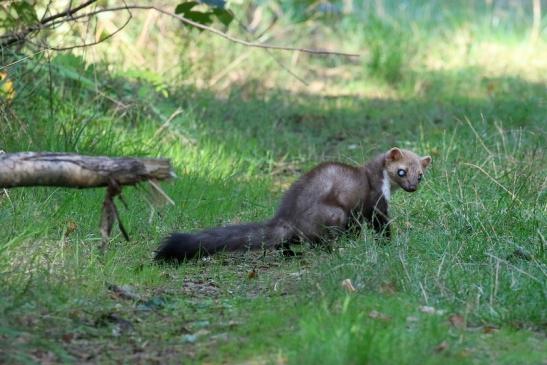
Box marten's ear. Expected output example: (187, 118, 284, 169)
(387, 147, 403, 161)
(421, 156, 432, 169)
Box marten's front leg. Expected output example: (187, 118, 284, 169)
(372, 210, 390, 238)
(365, 197, 391, 238)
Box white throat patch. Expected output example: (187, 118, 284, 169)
(381, 170, 391, 201)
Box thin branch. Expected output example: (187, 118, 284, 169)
(44, 10, 132, 51)
(0, 0, 99, 47)
(40, 0, 55, 22)
(233, 11, 309, 85)
(0, 49, 48, 71)
(129, 5, 360, 57)
(265, 49, 309, 85)
(41, 0, 98, 24)
(16, 4, 360, 58)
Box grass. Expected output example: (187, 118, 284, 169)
(1, 1, 546, 364)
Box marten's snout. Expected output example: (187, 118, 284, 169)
(405, 184, 417, 192)
(401, 181, 418, 192)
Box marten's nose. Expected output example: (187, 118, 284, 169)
(407, 184, 417, 191)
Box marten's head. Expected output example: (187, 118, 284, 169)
(384, 147, 431, 192)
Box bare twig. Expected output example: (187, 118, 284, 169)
(125, 5, 361, 57)
(265, 49, 309, 85)
(40, 0, 55, 22)
(153, 108, 184, 138)
(0, 0, 99, 47)
(0, 49, 48, 71)
(44, 9, 132, 51)
(3, 4, 359, 58)
(41, 0, 98, 24)
(148, 179, 175, 206)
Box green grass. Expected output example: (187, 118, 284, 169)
(1, 1, 546, 364)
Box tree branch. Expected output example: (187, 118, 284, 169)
(0, 153, 173, 188)
(2, 3, 360, 58)
(41, 0, 98, 24)
(41, 9, 133, 52)
(0, 0, 99, 47)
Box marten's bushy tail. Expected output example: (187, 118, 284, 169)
(154, 219, 291, 262)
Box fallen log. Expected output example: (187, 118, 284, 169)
(0, 152, 174, 250)
(0, 152, 172, 188)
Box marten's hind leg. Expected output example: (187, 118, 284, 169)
(265, 218, 299, 256)
(322, 205, 349, 236)
(303, 205, 348, 250)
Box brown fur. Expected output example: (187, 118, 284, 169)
(155, 147, 431, 262)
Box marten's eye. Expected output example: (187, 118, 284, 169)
(397, 169, 407, 177)
(418, 173, 423, 182)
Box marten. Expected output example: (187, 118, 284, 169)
(155, 147, 431, 262)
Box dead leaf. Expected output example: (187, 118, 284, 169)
(448, 314, 466, 329)
(221, 320, 241, 328)
(68, 309, 84, 320)
(0, 71, 15, 102)
(379, 281, 397, 295)
(459, 349, 473, 357)
(482, 325, 498, 334)
(434, 340, 449, 353)
(62, 333, 76, 343)
(341, 278, 356, 293)
(368, 310, 391, 321)
(248, 269, 257, 279)
(64, 220, 77, 236)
